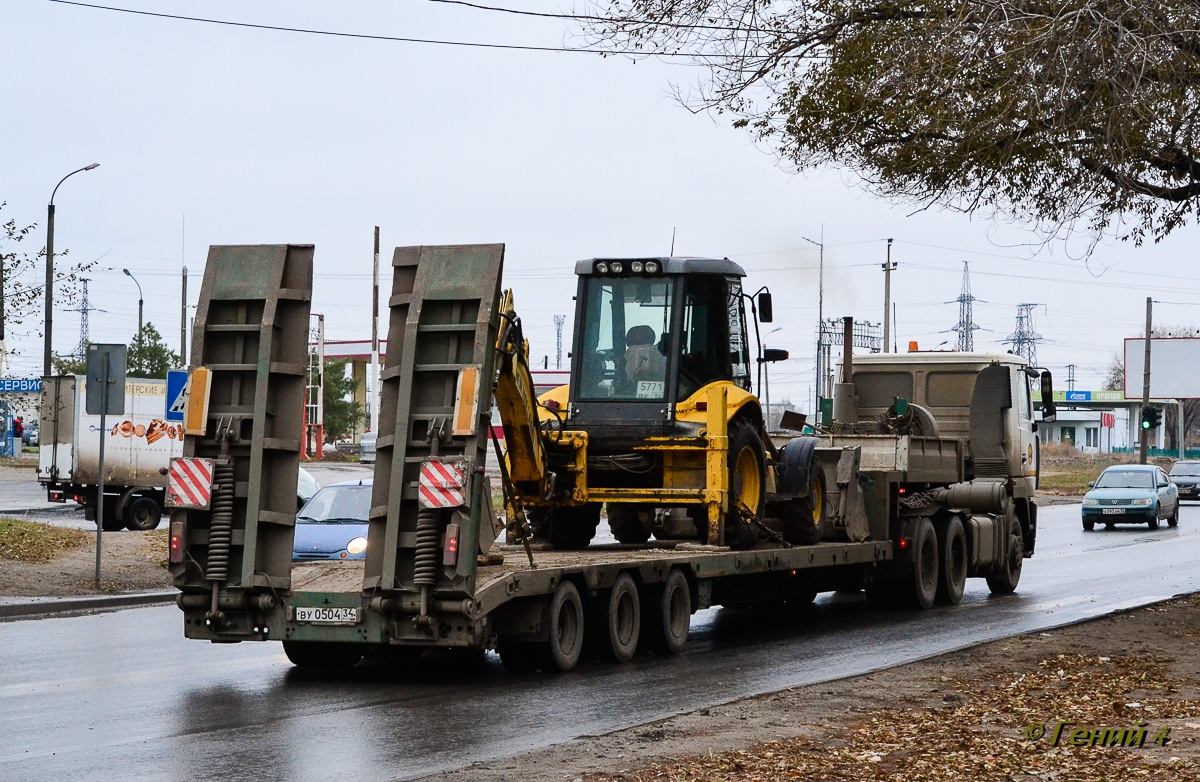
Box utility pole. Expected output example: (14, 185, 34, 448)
(181, 214, 188, 366)
(803, 227, 825, 407)
(1066, 364, 1076, 392)
(882, 238, 896, 352)
(554, 314, 567, 369)
(371, 226, 380, 435)
(1139, 297, 1153, 465)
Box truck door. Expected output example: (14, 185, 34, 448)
(1014, 367, 1038, 496)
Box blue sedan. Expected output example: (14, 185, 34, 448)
(1082, 464, 1179, 531)
(293, 479, 372, 561)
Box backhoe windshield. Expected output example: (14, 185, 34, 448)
(577, 276, 673, 401)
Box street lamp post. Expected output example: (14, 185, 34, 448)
(45, 163, 100, 376)
(123, 268, 143, 338)
(763, 326, 783, 431)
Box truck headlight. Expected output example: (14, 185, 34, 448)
(1130, 498, 1153, 507)
(1082, 498, 1099, 506)
(347, 536, 368, 555)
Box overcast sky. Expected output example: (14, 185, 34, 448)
(5, 0, 1199, 412)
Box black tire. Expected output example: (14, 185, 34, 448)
(780, 467, 827, 545)
(986, 518, 1024, 595)
(607, 504, 652, 544)
(124, 496, 162, 531)
(596, 573, 641, 663)
(1169, 505, 1179, 527)
(536, 581, 585, 672)
(1148, 506, 1159, 530)
(1082, 517, 1095, 531)
(282, 641, 364, 669)
(904, 518, 939, 609)
(641, 568, 691, 654)
(936, 515, 967, 605)
(543, 504, 602, 550)
(725, 418, 766, 550)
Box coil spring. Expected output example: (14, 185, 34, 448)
(413, 508, 441, 586)
(206, 462, 235, 583)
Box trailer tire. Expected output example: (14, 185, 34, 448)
(642, 568, 691, 654)
(125, 496, 162, 531)
(537, 581, 585, 672)
(904, 518, 939, 610)
(725, 418, 766, 550)
(985, 519, 1024, 595)
(595, 573, 641, 663)
(607, 504, 652, 544)
(282, 641, 364, 670)
(936, 515, 967, 605)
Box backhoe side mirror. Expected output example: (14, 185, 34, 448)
(758, 292, 773, 323)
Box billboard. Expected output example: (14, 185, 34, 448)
(1124, 337, 1200, 399)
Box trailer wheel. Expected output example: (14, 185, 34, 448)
(936, 515, 967, 605)
(642, 568, 691, 654)
(595, 573, 641, 662)
(725, 418, 766, 549)
(125, 496, 162, 531)
(904, 518, 939, 610)
(282, 641, 364, 670)
(536, 581, 585, 672)
(985, 519, 1024, 595)
(607, 504, 652, 544)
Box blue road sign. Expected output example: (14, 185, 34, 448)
(0, 378, 43, 393)
(165, 369, 189, 422)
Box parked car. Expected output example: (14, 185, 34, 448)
(22, 422, 38, 447)
(359, 432, 377, 464)
(1082, 464, 1179, 531)
(1168, 460, 1200, 502)
(297, 466, 319, 510)
(293, 478, 371, 561)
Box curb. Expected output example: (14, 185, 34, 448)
(0, 591, 176, 620)
(0, 505, 79, 515)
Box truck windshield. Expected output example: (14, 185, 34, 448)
(577, 276, 673, 401)
(1094, 470, 1154, 489)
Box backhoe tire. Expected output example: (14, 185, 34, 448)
(985, 518, 1024, 595)
(641, 568, 691, 654)
(724, 418, 766, 550)
(780, 467, 827, 545)
(935, 515, 967, 606)
(607, 504, 652, 544)
(282, 641, 364, 670)
(124, 496, 162, 531)
(541, 504, 602, 550)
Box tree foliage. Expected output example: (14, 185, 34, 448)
(585, 0, 1200, 244)
(322, 359, 364, 444)
(127, 323, 180, 379)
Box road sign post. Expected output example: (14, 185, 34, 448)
(85, 344, 127, 589)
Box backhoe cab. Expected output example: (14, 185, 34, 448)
(521, 257, 779, 550)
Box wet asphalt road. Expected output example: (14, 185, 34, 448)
(4, 502, 1200, 782)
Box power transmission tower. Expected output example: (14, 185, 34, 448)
(1004, 303, 1044, 367)
(554, 314, 567, 369)
(949, 261, 981, 351)
(65, 279, 105, 360)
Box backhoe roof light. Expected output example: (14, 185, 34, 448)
(595, 261, 609, 273)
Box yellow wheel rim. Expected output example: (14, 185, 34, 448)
(810, 475, 823, 525)
(735, 446, 762, 514)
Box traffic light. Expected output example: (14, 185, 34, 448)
(1141, 407, 1163, 430)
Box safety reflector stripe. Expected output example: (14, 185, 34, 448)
(418, 460, 466, 508)
(166, 457, 215, 509)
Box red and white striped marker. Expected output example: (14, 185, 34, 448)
(166, 457, 215, 509)
(418, 460, 466, 509)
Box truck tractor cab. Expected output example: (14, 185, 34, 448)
(566, 257, 756, 444)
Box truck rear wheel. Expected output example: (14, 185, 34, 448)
(725, 418, 766, 549)
(594, 572, 641, 662)
(905, 518, 939, 610)
(936, 515, 967, 605)
(641, 568, 691, 654)
(282, 640, 364, 670)
(985, 520, 1024, 595)
(125, 496, 162, 531)
(537, 580, 585, 671)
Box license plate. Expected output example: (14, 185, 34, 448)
(294, 606, 361, 625)
(1101, 508, 1125, 515)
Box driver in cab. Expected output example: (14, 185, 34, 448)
(624, 325, 667, 385)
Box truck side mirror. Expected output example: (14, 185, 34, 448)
(1039, 370, 1057, 422)
(758, 292, 773, 323)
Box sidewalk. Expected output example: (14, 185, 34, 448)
(0, 590, 176, 620)
(0, 463, 71, 514)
